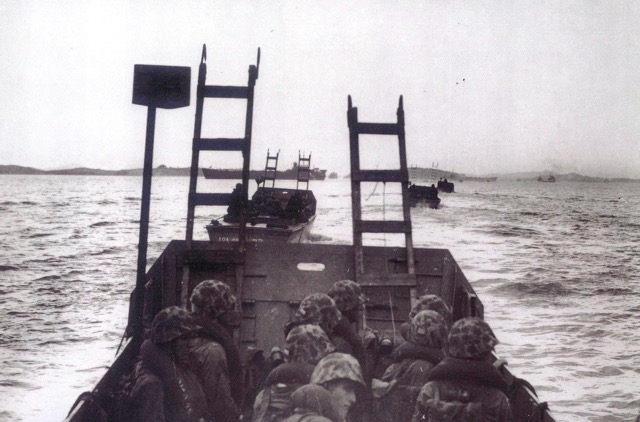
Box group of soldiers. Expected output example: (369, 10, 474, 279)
(130, 279, 513, 421)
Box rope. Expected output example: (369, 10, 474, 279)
(388, 290, 396, 343)
(365, 181, 379, 201)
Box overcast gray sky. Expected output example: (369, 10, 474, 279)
(1, 1, 640, 178)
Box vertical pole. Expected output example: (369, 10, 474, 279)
(133, 106, 157, 340)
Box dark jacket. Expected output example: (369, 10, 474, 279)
(376, 342, 444, 422)
(191, 316, 242, 422)
(131, 339, 210, 422)
(412, 357, 512, 422)
(252, 362, 316, 422)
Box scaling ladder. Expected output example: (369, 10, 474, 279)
(296, 151, 312, 191)
(262, 149, 279, 193)
(346, 95, 416, 286)
(180, 44, 260, 306)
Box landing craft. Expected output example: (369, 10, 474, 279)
(65, 45, 555, 422)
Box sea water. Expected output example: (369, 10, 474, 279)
(0, 175, 638, 422)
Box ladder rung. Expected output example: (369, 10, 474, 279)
(355, 220, 411, 233)
(352, 169, 407, 182)
(354, 122, 399, 135)
(197, 138, 245, 151)
(357, 273, 417, 286)
(202, 85, 249, 99)
(266, 167, 277, 171)
(192, 193, 232, 206)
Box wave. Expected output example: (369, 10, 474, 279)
(90, 221, 116, 228)
(492, 280, 577, 297)
(35, 275, 62, 281)
(0, 265, 19, 271)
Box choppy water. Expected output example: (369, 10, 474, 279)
(0, 175, 639, 421)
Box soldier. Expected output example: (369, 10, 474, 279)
(376, 311, 447, 422)
(400, 294, 452, 341)
(412, 317, 512, 422)
(130, 306, 210, 422)
(284, 293, 342, 340)
(190, 280, 242, 422)
(253, 324, 336, 422)
(310, 353, 366, 422)
(282, 384, 341, 422)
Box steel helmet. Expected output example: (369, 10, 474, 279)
(286, 324, 336, 365)
(410, 294, 452, 327)
(310, 352, 365, 387)
(447, 317, 499, 359)
(294, 293, 341, 334)
(190, 280, 236, 317)
(150, 306, 196, 344)
(409, 310, 448, 348)
(328, 280, 366, 313)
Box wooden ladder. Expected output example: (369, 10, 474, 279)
(262, 149, 279, 193)
(296, 151, 312, 191)
(180, 44, 260, 307)
(346, 95, 416, 286)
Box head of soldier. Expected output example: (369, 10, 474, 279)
(328, 280, 366, 324)
(190, 280, 237, 326)
(409, 294, 453, 330)
(285, 324, 336, 365)
(409, 310, 448, 349)
(150, 306, 197, 366)
(294, 293, 341, 336)
(310, 352, 365, 422)
(447, 317, 499, 360)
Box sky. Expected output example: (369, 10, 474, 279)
(1, 1, 640, 178)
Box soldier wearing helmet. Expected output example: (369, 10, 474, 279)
(252, 324, 337, 422)
(286, 293, 342, 337)
(311, 353, 366, 422)
(412, 317, 512, 422)
(130, 306, 210, 422)
(327, 280, 374, 387)
(190, 280, 242, 422)
(400, 294, 452, 342)
(376, 311, 447, 422)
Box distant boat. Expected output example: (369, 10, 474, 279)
(202, 163, 327, 180)
(408, 183, 441, 209)
(328, 171, 338, 179)
(538, 175, 556, 183)
(437, 178, 455, 193)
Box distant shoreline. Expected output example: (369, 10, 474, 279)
(1, 164, 638, 182)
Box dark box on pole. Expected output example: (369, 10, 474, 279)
(132, 65, 191, 109)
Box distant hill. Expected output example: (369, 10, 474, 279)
(0, 165, 191, 177)
(2, 164, 639, 182)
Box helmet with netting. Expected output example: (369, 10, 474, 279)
(409, 310, 448, 348)
(294, 293, 341, 334)
(150, 306, 196, 344)
(310, 352, 365, 387)
(190, 280, 236, 317)
(328, 280, 366, 313)
(285, 324, 336, 365)
(447, 317, 498, 359)
(409, 294, 452, 327)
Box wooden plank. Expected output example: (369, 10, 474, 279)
(355, 220, 411, 233)
(197, 138, 245, 151)
(202, 85, 249, 99)
(355, 122, 399, 135)
(351, 169, 407, 182)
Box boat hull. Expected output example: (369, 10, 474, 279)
(409, 197, 441, 209)
(206, 215, 315, 244)
(202, 167, 327, 180)
(65, 241, 555, 422)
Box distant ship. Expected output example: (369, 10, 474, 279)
(202, 162, 327, 180)
(538, 175, 556, 183)
(328, 171, 338, 179)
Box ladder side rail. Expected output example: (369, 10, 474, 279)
(347, 97, 365, 275)
(185, 55, 208, 247)
(396, 97, 415, 275)
(238, 58, 259, 251)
